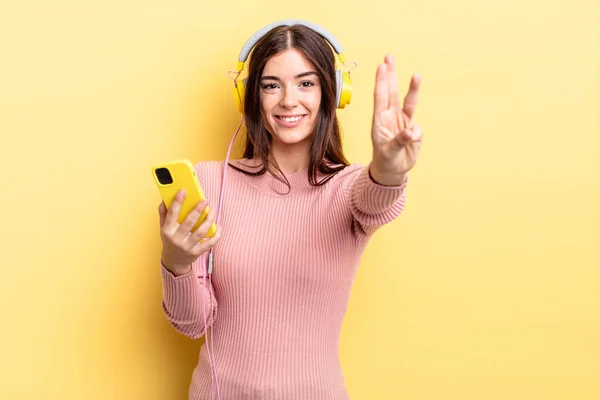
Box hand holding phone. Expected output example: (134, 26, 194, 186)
(152, 159, 217, 237)
(158, 191, 221, 275)
(152, 160, 221, 275)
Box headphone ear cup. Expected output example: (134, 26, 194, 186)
(335, 70, 352, 109)
(338, 71, 352, 109)
(335, 70, 343, 109)
(234, 78, 247, 113)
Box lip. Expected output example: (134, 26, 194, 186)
(274, 114, 306, 128)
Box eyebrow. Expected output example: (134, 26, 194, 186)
(260, 71, 318, 81)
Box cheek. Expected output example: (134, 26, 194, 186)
(260, 96, 273, 125)
(261, 112, 273, 134)
(310, 91, 322, 113)
(308, 97, 321, 119)
(260, 94, 279, 115)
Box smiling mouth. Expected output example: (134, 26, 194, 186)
(275, 115, 306, 123)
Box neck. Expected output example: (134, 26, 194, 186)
(270, 139, 311, 174)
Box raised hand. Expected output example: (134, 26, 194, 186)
(370, 54, 423, 185)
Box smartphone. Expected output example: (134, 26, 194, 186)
(152, 159, 217, 238)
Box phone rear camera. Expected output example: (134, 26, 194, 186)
(155, 168, 173, 185)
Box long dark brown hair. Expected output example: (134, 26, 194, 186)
(230, 24, 350, 190)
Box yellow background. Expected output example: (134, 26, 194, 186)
(1, 0, 599, 399)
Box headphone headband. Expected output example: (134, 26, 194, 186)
(236, 19, 345, 71)
(232, 19, 353, 111)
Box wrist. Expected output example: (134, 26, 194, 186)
(161, 259, 192, 277)
(369, 161, 407, 186)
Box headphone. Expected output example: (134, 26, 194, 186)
(231, 19, 354, 113)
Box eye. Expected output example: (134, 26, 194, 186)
(300, 81, 316, 88)
(261, 83, 280, 92)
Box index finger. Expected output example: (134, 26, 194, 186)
(374, 63, 389, 114)
(402, 73, 421, 120)
(165, 190, 185, 226)
(385, 54, 399, 108)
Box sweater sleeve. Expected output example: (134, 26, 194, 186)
(343, 162, 408, 238)
(160, 255, 218, 340)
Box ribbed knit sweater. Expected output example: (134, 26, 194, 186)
(160, 158, 408, 400)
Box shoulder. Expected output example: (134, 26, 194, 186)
(192, 158, 259, 184)
(192, 159, 225, 185)
(193, 159, 223, 170)
(327, 163, 368, 187)
(335, 163, 366, 178)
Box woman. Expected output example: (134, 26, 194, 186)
(158, 21, 423, 399)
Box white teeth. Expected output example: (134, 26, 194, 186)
(279, 115, 303, 122)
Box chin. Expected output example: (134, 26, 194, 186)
(267, 119, 315, 146)
(276, 131, 313, 145)
(268, 127, 313, 145)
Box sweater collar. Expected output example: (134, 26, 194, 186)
(230, 158, 321, 195)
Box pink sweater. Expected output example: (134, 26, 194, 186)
(160, 158, 408, 399)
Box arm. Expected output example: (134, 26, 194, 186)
(344, 54, 423, 236)
(160, 257, 217, 339)
(344, 163, 408, 237)
(157, 167, 222, 340)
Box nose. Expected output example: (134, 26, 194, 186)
(280, 84, 298, 109)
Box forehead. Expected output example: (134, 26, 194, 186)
(262, 48, 316, 77)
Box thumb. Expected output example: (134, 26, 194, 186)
(158, 202, 167, 227)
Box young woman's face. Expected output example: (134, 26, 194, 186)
(259, 48, 322, 148)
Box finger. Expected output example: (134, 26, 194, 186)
(374, 63, 389, 114)
(410, 124, 424, 142)
(165, 190, 185, 227)
(403, 73, 421, 120)
(191, 206, 217, 241)
(394, 128, 414, 147)
(178, 199, 209, 235)
(395, 124, 423, 147)
(158, 202, 167, 227)
(192, 225, 222, 254)
(385, 54, 399, 108)
(397, 111, 410, 133)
